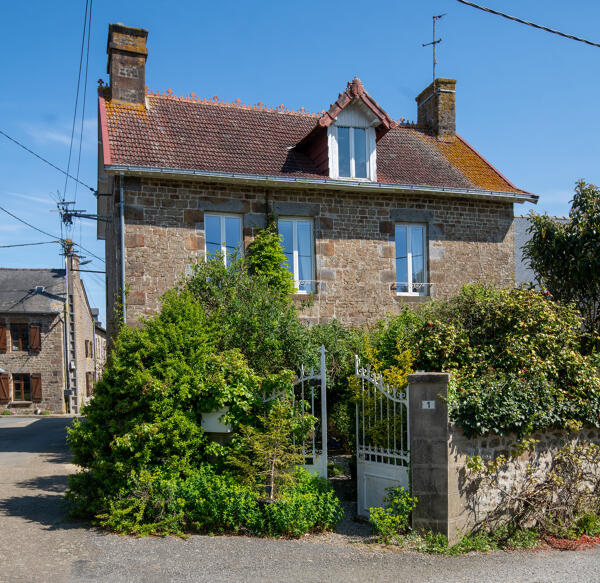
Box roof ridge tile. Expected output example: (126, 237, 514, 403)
(145, 86, 320, 118)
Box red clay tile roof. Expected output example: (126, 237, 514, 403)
(100, 88, 531, 197)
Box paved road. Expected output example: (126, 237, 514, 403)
(1, 416, 600, 583)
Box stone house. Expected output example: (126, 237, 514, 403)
(97, 23, 538, 333)
(0, 257, 106, 413)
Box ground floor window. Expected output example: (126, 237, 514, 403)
(13, 374, 31, 401)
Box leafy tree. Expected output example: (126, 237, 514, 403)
(524, 180, 600, 349)
(245, 222, 296, 298)
(185, 247, 309, 377)
(228, 400, 315, 499)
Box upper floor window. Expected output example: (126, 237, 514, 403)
(395, 224, 428, 296)
(205, 213, 243, 266)
(10, 324, 29, 351)
(327, 105, 377, 181)
(278, 218, 314, 294)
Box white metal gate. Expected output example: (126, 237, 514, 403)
(264, 345, 328, 478)
(355, 356, 410, 517)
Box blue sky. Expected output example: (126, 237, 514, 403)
(1, 0, 599, 326)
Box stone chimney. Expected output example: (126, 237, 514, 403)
(106, 23, 148, 104)
(415, 78, 456, 138)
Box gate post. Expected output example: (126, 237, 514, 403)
(408, 372, 461, 544)
(319, 344, 327, 474)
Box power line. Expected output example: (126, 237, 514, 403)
(0, 241, 60, 248)
(456, 0, 600, 48)
(0, 205, 105, 264)
(0, 130, 95, 192)
(72, 241, 105, 264)
(74, 0, 93, 206)
(0, 205, 60, 240)
(63, 0, 91, 202)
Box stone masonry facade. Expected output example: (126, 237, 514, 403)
(0, 314, 66, 413)
(104, 176, 514, 331)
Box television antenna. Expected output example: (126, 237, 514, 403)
(423, 14, 446, 85)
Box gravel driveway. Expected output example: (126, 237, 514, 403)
(1, 416, 599, 583)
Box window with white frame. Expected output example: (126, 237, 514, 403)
(329, 126, 376, 180)
(327, 105, 377, 180)
(278, 218, 314, 294)
(395, 224, 428, 295)
(204, 213, 243, 265)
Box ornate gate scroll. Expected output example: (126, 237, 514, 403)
(264, 345, 328, 479)
(355, 355, 410, 517)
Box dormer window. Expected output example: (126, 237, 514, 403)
(327, 105, 377, 181)
(337, 127, 368, 179)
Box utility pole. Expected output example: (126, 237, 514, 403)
(422, 13, 446, 85)
(62, 238, 74, 413)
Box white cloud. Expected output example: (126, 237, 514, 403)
(24, 118, 97, 150)
(4, 192, 55, 206)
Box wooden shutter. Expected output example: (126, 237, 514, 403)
(0, 374, 9, 403)
(86, 372, 92, 396)
(31, 374, 42, 402)
(0, 321, 6, 353)
(29, 325, 41, 353)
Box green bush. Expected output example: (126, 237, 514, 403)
(369, 486, 417, 542)
(263, 469, 344, 536)
(93, 466, 342, 538)
(185, 253, 308, 376)
(66, 288, 289, 517)
(373, 284, 600, 436)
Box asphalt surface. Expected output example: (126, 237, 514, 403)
(1, 416, 600, 583)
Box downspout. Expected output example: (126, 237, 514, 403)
(119, 174, 126, 324)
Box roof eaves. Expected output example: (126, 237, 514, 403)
(104, 164, 539, 204)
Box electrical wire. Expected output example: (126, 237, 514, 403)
(0, 241, 60, 248)
(74, 0, 93, 205)
(0, 130, 95, 192)
(456, 0, 600, 48)
(0, 205, 61, 240)
(0, 205, 105, 263)
(63, 0, 91, 202)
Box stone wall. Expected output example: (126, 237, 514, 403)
(68, 262, 99, 410)
(0, 314, 66, 413)
(408, 373, 600, 545)
(104, 176, 515, 329)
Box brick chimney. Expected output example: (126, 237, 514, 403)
(415, 79, 456, 138)
(106, 23, 148, 104)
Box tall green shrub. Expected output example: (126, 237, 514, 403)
(66, 289, 285, 516)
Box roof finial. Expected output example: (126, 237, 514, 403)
(349, 77, 364, 97)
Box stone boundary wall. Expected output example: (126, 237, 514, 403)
(408, 372, 600, 545)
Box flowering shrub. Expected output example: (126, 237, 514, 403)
(369, 486, 418, 542)
(372, 284, 600, 436)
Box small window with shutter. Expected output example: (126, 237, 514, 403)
(0, 321, 7, 354)
(29, 324, 41, 353)
(13, 374, 32, 401)
(10, 324, 29, 351)
(0, 374, 9, 403)
(86, 371, 93, 397)
(31, 374, 42, 403)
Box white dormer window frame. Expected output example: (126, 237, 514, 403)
(327, 105, 377, 181)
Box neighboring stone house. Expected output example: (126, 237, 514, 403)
(97, 23, 538, 333)
(514, 215, 569, 286)
(0, 258, 106, 413)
